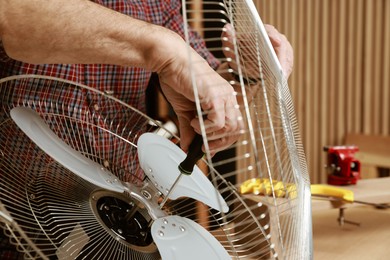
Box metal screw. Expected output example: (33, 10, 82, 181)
(103, 160, 110, 168)
(141, 190, 152, 200)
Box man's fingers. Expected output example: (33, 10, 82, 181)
(189, 97, 243, 156)
(221, 24, 237, 70)
(265, 24, 293, 78)
(265, 24, 282, 47)
(221, 23, 235, 52)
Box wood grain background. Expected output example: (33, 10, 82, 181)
(254, 0, 390, 183)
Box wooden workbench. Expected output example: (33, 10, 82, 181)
(313, 206, 390, 259)
(312, 177, 390, 259)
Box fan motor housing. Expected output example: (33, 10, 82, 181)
(90, 190, 157, 253)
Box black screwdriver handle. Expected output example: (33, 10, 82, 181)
(178, 134, 204, 175)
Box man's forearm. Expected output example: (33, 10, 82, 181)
(0, 0, 179, 71)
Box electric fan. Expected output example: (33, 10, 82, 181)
(0, 0, 312, 259)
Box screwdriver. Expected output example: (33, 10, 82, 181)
(159, 134, 204, 209)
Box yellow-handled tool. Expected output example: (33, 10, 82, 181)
(311, 184, 389, 208)
(310, 184, 354, 203)
(240, 178, 297, 198)
(241, 179, 389, 209)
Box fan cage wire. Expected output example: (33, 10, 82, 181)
(0, 0, 313, 259)
(183, 0, 312, 259)
(0, 205, 48, 260)
(0, 75, 176, 260)
(0, 74, 281, 259)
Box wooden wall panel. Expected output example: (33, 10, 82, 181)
(186, 0, 389, 184)
(253, 0, 390, 183)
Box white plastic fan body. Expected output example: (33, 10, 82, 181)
(151, 216, 230, 260)
(10, 107, 126, 193)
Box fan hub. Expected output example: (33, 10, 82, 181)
(95, 196, 152, 246)
(90, 190, 158, 252)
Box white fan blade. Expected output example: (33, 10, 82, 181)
(151, 215, 230, 260)
(10, 107, 125, 193)
(137, 133, 229, 213)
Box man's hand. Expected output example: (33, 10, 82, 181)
(156, 35, 244, 156)
(264, 24, 294, 78)
(220, 23, 294, 80)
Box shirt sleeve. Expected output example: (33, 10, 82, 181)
(163, 0, 221, 70)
